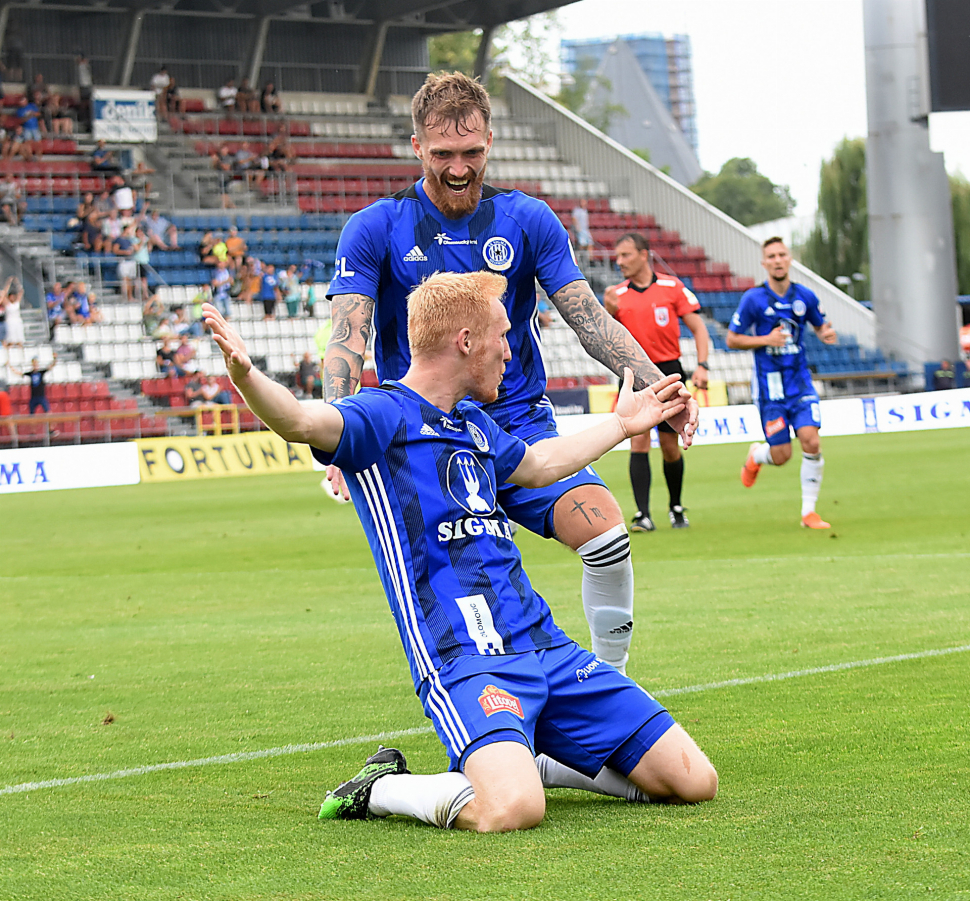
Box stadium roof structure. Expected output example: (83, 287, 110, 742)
(31, 0, 578, 27)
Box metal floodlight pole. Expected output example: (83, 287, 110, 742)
(863, 0, 960, 371)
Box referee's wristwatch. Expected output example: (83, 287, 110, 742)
(697, 361, 710, 370)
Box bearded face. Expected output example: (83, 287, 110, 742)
(412, 113, 492, 220)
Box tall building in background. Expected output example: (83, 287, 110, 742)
(562, 33, 698, 155)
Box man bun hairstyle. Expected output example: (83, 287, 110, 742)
(407, 271, 507, 357)
(411, 72, 491, 138)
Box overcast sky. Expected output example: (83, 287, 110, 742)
(550, 0, 970, 216)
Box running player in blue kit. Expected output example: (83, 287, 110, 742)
(727, 237, 838, 529)
(323, 72, 697, 676)
(202, 271, 716, 833)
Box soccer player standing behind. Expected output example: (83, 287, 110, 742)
(726, 237, 838, 529)
(604, 233, 710, 531)
(323, 72, 697, 674)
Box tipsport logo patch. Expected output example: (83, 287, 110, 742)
(478, 685, 524, 719)
(765, 416, 787, 438)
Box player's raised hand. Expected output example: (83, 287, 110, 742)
(615, 368, 686, 438)
(202, 302, 252, 382)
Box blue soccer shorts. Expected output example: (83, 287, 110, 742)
(497, 402, 607, 538)
(758, 393, 821, 447)
(419, 642, 675, 779)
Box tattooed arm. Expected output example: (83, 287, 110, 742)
(322, 293, 375, 499)
(323, 293, 375, 402)
(550, 279, 698, 446)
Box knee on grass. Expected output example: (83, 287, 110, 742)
(459, 786, 546, 833)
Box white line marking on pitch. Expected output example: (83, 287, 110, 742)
(3, 643, 969, 797)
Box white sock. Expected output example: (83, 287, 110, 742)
(536, 754, 650, 803)
(752, 442, 775, 466)
(368, 772, 474, 829)
(577, 524, 634, 675)
(800, 452, 824, 517)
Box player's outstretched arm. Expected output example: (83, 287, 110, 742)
(202, 302, 344, 452)
(510, 370, 685, 488)
(551, 279, 698, 446)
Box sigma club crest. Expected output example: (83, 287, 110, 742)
(482, 236, 514, 272)
(447, 452, 496, 516)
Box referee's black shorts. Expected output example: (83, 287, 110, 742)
(653, 358, 686, 434)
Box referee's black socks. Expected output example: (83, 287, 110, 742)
(663, 457, 684, 510)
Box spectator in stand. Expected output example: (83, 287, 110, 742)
(92, 140, 120, 173)
(18, 94, 44, 146)
(232, 142, 263, 186)
(536, 291, 554, 328)
(261, 81, 282, 115)
(150, 65, 170, 117)
(184, 369, 206, 405)
(211, 145, 235, 209)
(1, 276, 24, 347)
(76, 54, 93, 130)
(156, 338, 177, 376)
(10, 354, 57, 414)
(280, 264, 302, 317)
(259, 262, 280, 320)
(110, 175, 135, 217)
(0, 125, 9, 160)
(267, 129, 295, 172)
(67, 281, 100, 325)
(50, 95, 76, 135)
(932, 359, 957, 391)
(225, 226, 247, 268)
(114, 223, 138, 301)
(210, 259, 232, 318)
(101, 208, 123, 248)
(76, 192, 96, 222)
(173, 334, 197, 374)
(46, 281, 68, 331)
(239, 255, 262, 305)
(200, 374, 232, 405)
(142, 292, 165, 336)
(173, 302, 203, 338)
(0, 369, 11, 421)
(93, 187, 114, 219)
(235, 77, 259, 114)
(301, 273, 321, 317)
(164, 77, 184, 116)
(294, 350, 321, 398)
(7, 125, 34, 161)
(145, 208, 178, 250)
(0, 174, 24, 225)
(571, 198, 592, 265)
(131, 226, 152, 302)
(81, 207, 102, 251)
(217, 77, 237, 114)
(128, 160, 154, 200)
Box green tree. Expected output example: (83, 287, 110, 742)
(428, 30, 483, 75)
(801, 138, 869, 296)
(949, 174, 970, 295)
(691, 157, 795, 226)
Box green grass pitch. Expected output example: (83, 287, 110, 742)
(2, 428, 969, 900)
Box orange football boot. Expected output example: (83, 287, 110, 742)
(801, 512, 831, 529)
(740, 442, 761, 488)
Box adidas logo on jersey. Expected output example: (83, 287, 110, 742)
(403, 245, 428, 262)
(419, 423, 438, 436)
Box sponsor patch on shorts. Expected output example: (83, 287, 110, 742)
(765, 416, 787, 437)
(478, 685, 524, 719)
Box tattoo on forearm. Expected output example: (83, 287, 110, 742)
(324, 294, 374, 402)
(551, 280, 665, 390)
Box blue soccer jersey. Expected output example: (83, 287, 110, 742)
(311, 381, 572, 692)
(730, 282, 827, 405)
(327, 180, 584, 436)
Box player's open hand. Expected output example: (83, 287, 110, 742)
(202, 302, 252, 382)
(615, 368, 686, 438)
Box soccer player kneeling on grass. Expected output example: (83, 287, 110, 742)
(202, 271, 717, 833)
